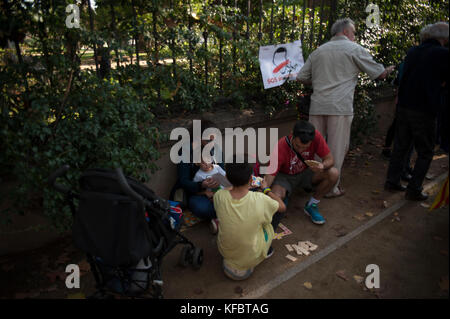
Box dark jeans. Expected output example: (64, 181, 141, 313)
(188, 195, 216, 220)
(386, 107, 436, 192)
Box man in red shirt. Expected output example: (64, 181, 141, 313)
(263, 121, 339, 225)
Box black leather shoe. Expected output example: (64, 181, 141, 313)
(384, 182, 407, 192)
(405, 190, 429, 201)
(401, 173, 412, 182)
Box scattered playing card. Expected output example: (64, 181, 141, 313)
(303, 282, 313, 290)
(285, 254, 297, 262)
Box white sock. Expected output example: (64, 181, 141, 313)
(307, 197, 320, 207)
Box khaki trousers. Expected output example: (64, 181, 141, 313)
(309, 115, 354, 194)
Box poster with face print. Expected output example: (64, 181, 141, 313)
(258, 40, 304, 89)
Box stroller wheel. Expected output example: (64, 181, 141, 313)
(179, 246, 190, 267)
(192, 247, 203, 269)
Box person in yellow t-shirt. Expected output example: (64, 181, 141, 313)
(213, 155, 286, 280)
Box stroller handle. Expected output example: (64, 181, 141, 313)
(48, 164, 71, 194)
(114, 168, 145, 209)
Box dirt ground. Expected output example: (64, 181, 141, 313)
(262, 198, 449, 299)
(0, 128, 448, 299)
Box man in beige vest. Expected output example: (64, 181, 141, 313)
(297, 18, 394, 197)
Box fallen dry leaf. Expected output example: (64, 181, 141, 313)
(353, 275, 364, 284)
(332, 224, 347, 237)
(365, 212, 374, 217)
(336, 270, 349, 281)
(333, 224, 347, 237)
(353, 214, 366, 221)
(303, 282, 313, 290)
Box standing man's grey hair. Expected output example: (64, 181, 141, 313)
(419, 22, 449, 43)
(331, 18, 355, 36)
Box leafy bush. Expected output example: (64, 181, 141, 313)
(1, 69, 161, 232)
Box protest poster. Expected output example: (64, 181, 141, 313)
(258, 40, 304, 89)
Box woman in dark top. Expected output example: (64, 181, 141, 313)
(171, 119, 224, 232)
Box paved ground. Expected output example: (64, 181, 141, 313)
(0, 134, 448, 299)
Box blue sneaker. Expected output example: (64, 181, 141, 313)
(304, 203, 325, 225)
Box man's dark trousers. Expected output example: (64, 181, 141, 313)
(386, 107, 436, 192)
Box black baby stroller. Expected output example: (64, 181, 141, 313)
(48, 165, 203, 299)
